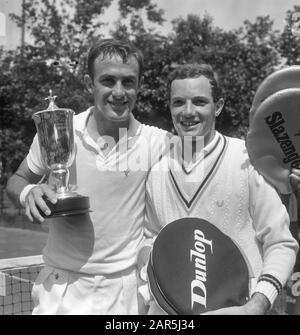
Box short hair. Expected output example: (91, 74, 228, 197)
(87, 38, 144, 82)
(167, 63, 222, 102)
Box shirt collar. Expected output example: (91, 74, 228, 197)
(75, 107, 142, 138)
(172, 131, 221, 171)
(74, 107, 92, 134)
(174, 131, 220, 157)
(75, 107, 142, 152)
(203, 131, 221, 154)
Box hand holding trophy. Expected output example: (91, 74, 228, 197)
(32, 90, 90, 217)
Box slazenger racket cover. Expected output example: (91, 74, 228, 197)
(250, 66, 300, 122)
(246, 88, 300, 195)
(147, 218, 250, 315)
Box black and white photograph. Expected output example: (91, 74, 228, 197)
(0, 0, 300, 319)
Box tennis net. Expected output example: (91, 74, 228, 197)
(0, 255, 44, 315)
(0, 255, 294, 315)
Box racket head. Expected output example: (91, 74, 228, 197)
(147, 217, 250, 315)
(247, 88, 300, 194)
(250, 66, 300, 122)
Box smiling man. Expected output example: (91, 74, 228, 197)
(6, 39, 169, 315)
(169, 68, 223, 145)
(141, 63, 299, 315)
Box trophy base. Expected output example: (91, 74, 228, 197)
(43, 194, 90, 218)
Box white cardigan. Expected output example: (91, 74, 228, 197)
(143, 132, 298, 306)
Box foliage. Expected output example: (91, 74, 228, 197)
(1, 1, 300, 181)
(277, 5, 300, 65)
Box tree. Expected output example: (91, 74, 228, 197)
(166, 14, 281, 138)
(115, 0, 165, 38)
(220, 15, 281, 137)
(278, 5, 300, 65)
(1, 1, 297, 182)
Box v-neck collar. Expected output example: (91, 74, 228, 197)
(168, 133, 227, 210)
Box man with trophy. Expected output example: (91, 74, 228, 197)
(138, 63, 300, 315)
(6, 39, 169, 314)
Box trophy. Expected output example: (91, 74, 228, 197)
(32, 90, 90, 217)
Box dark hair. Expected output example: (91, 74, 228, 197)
(167, 63, 222, 102)
(87, 38, 144, 82)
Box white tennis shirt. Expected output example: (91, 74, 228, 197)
(27, 108, 169, 275)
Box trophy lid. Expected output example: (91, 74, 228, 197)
(33, 89, 74, 117)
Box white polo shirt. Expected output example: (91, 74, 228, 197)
(27, 108, 169, 275)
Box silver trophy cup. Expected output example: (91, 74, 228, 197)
(32, 90, 89, 217)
